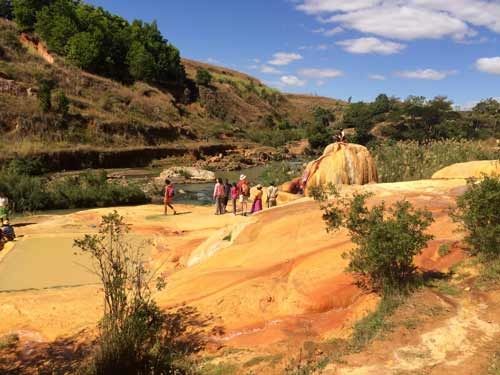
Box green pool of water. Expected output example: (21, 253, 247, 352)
(0, 236, 98, 292)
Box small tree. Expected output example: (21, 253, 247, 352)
(314, 187, 434, 295)
(196, 68, 212, 86)
(65, 32, 102, 70)
(53, 89, 70, 116)
(453, 175, 500, 261)
(74, 212, 209, 374)
(37, 78, 56, 113)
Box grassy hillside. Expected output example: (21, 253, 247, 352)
(0, 19, 343, 158)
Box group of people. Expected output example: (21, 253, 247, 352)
(213, 175, 279, 216)
(0, 193, 16, 249)
(162, 175, 279, 217)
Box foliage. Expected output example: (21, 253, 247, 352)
(0, 165, 149, 212)
(372, 140, 499, 182)
(245, 126, 305, 148)
(65, 31, 101, 70)
(37, 77, 56, 113)
(259, 161, 302, 186)
(75, 212, 207, 374)
(0, 0, 13, 19)
(53, 89, 69, 116)
(12, 0, 50, 30)
(306, 106, 335, 150)
(453, 175, 500, 261)
(196, 68, 212, 86)
(350, 294, 404, 351)
(14, 0, 185, 84)
(314, 188, 434, 295)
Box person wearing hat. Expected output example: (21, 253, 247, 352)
(1, 219, 15, 241)
(237, 174, 250, 216)
(251, 184, 264, 214)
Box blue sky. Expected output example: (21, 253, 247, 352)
(87, 0, 500, 108)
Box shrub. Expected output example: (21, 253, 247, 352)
(0, 0, 13, 19)
(37, 78, 56, 113)
(372, 140, 499, 182)
(315, 188, 434, 295)
(75, 212, 208, 374)
(196, 68, 212, 86)
(453, 175, 500, 261)
(53, 89, 70, 116)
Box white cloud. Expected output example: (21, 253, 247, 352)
(369, 74, 386, 80)
(396, 68, 458, 80)
(253, 58, 261, 63)
(313, 26, 344, 36)
(260, 65, 283, 75)
(329, 6, 471, 40)
(205, 57, 221, 64)
(295, 0, 500, 41)
(337, 37, 406, 54)
(297, 0, 380, 14)
(280, 75, 307, 86)
(269, 52, 303, 66)
(298, 68, 343, 79)
(476, 57, 500, 75)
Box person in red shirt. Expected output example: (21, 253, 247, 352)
(164, 179, 177, 216)
(230, 182, 239, 215)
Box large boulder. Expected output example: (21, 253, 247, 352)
(303, 143, 378, 194)
(155, 166, 215, 185)
(432, 160, 500, 180)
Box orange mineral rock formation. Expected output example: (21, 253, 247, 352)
(303, 143, 378, 194)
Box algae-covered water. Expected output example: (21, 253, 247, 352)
(0, 236, 98, 291)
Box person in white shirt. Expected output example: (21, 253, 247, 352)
(0, 193, 9, 221)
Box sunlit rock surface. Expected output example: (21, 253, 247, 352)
(432, 160, 499, 179)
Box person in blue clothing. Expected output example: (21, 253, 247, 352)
(1, 219, 15, 241)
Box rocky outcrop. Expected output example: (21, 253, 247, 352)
(19, 33, 54, 64)
(156, 166, 215, 184)
(301, 143, 378, 194)
(432, 160, 500, 179)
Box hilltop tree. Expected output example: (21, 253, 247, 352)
(34, 0, 78, 54)
(127, 41, 156, 81)
(65, 32, 101, 70)
(12, 0, 51, 30)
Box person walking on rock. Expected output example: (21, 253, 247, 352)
(238, 175, 250, 216)
(164, 179, 177, 216)
(213, 178, 226, 215)
(251, 185, 264, 214)
(266, 182, 279, 208)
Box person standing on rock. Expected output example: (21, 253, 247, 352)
(223, 179, 231, 211)
(238, 175, 250, 216)
(251, 185, 264, 214)
(266, 182, 279, 208)
(164, 179, 177, 216)
(230, 182, 239, 215)
(213, 178, 226, 215)
(0, 192, 9, 221)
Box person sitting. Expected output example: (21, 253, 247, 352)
(335, 129, 346, 143)
(1, 219, 15, 241)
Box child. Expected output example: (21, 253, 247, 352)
(164, 179, 177, 215)
(1, 219, 15, 241)
(230, 182, 238, 215)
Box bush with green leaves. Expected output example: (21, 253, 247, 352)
(196, 68, 212, 86)
(53, 89, 69, 116)
(314, 187, 434, 295)
(0, 165, 149, 212)
(75, 212, 208, 374)
(453, 175, 500, 261)
(37, 77, 56, 113)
